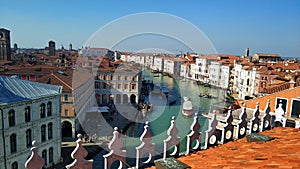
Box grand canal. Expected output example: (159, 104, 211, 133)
(93, 69, 231, 168)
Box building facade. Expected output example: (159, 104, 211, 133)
(0, 76, 62, 169)
(95, 63, 142, 105)
(0, 28, 11, 60)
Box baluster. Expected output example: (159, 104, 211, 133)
(25, 141, 45, 169)
(247, 102, 260, 134)
(163, 116, 180, 159)
(65, 134, 93, 169)
(186, 113, 201, 155)
(136, 121, 155, 168)
(103, 127, 126, 169)
(260, 99, 271, 131)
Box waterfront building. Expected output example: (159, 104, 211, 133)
(0, 76, 62, 168)
(195, 58, 209, 82)
(145, 54, 154, 68)
(0, 28, 11, 61)
(233, 59, 256, 99)
(208, 61, 221, 87)
(153, 55, 164, 72)
(95, 61, 142, 105)
(180, 62, 191, 79)
(163, 57, 187, 76)
(220, 65, 231, 89)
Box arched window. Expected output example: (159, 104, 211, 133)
(10, 134, 17, 153)
(8, 109, 15, 127)
(40, 103, 46, 118)
(47, 101, 52, 116)
(49, 147, 53, 164)
(26, 129, 32, 147)
(25, 106, 31, 122)
(42, 149, 47, 165)
(48, 123, 53, 139)
(41, 125, 46, 142)
(11, 162, 18, 169)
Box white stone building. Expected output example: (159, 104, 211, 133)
(153, 56, 164, 72)
(233, 60, 257, 99)
(195, 58, 209, 82)
(220, 65, 231, 89)
(163, 57, 187, 76)
(208, 61, 221, 87)
(0, 76, 62, 169)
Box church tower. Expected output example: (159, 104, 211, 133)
(0, 28, 11, 60)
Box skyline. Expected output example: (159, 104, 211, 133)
(1, 0, 300, 57)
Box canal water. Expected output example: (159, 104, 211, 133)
(93, 69, 230, 168)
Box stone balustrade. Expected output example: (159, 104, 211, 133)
(25, 100, 298, 169)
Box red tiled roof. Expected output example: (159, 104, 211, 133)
(148, 127, 300, 169)
(177, 127, 300, 168)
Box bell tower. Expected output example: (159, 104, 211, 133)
(0, 28, 11, 60)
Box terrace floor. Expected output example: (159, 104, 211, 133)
(150, 127, 300, 168)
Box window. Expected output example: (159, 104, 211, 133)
(10, 134, 17, 153)
(47, 102, 52, 116)
(26, 129, 32, 147)
(124, 84, 128, 90)
(125, 76, 128, 81)
(42, 150, 47, 165)
(64, 109, 69, 116)
(11, 162, 18, 169)
(8, 109, 15, 127)
(41, 125, 46, 142)
(48, 123, 53, 139)
(49, 147, 53, 163)
(131, 84, 136, 90)
(25, 106, 31, 122)
(64, 94, 69, 101)
(40, 103, 46, 118)
(117, 75, 121, 80)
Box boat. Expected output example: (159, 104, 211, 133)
(162, 72, 169, 76)
(203, 83, 210, 87)
(199, 93, 217, 99)
(152, 69, 159, 73)
(182, 97, 193, 117)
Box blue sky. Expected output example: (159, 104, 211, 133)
(1, 0, 300, 57)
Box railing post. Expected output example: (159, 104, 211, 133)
(65, 134, 93, 169)
(248, 102, 260, 134)
(163, 116, 180, 159)
(186, 113, 201, 155)
(103, 127, 126, 169)
(25, 141, 45, 169)
(203, 113, 218, 149)
(233, 103, 247, 139)
(260, 99, 271, 131)
(136, 121, 155, 168)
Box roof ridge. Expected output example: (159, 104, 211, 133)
(51, 73, 73, 90)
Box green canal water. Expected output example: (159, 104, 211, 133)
(93, 69, 232, 168)
(123, 69, 230, 156)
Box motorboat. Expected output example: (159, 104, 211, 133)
(182, 97, 193, 117)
